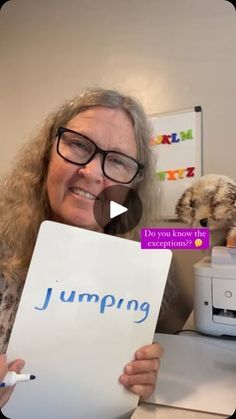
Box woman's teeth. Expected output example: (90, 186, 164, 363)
(71, 187, 96, 200)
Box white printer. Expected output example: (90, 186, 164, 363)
(194, 247, 236, 336)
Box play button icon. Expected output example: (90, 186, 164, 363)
(93, 185, 143, 235)
(110, 201, 128, 219)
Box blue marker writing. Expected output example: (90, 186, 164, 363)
(0, 371, 36, 387)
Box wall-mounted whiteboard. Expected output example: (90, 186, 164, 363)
(149, 107, 202, 219)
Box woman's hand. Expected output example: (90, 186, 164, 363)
(119, 342, 163, 400)
(0, 354, 25, 408)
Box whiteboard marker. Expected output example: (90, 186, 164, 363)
(0, 371, 36, 387)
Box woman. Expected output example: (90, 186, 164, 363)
(0, 88, 162, 407)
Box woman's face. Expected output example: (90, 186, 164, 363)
(46, 106, 137, 231)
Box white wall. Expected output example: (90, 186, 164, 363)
(0, 0, 235, 330)
(0, 0, 235, 177)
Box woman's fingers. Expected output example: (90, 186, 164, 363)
(127, 384, 155, 399)
(0, 354, 8, 381)
(0, 357, 25, 409)
(135, 342, 164, 360)
(120, 342, 163, 400)
(125, 358, 160, 375)
(8, 359, 25, 373)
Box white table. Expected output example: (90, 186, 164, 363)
(131, 314, 230, 419)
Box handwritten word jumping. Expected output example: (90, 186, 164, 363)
(35, 288, 150, 323)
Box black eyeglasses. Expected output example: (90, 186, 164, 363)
(56, 127, 144, 184)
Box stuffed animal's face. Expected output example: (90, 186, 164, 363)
(175, 174, 236, 231)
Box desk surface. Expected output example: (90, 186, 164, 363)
(132, 404, 226, 418)
(131, 314, 229, 419)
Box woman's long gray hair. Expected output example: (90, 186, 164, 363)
(0, 88, 160, 283)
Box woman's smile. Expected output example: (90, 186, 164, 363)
(46, 107, 137, 230)
(69, 186, 97, 201)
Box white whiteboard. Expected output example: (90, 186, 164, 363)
(149, 107, 202, 219)
(4, 221, 172, 419)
